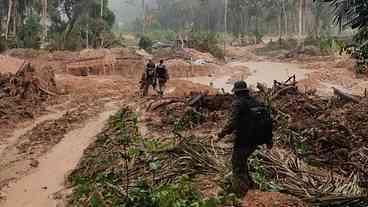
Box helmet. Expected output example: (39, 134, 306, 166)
(232, 80, 248, 92)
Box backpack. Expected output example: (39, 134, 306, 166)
(156, 65, 167, 78)
(146, 64, 156, 78)
(247, 104, 273, 145)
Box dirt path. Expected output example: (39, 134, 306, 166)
(0, 102, 120, 207)
(0, 110, 66, 156)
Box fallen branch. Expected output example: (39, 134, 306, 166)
(256, 82, 268, 93)
(332, 87, 360, 103)
(188, 91, 209, 106)
(149, 99, 185, 111)
(39, 86, 57, 96)
(271, 86, 298, 100)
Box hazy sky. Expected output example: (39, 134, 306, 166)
(109, 0, 157, 26)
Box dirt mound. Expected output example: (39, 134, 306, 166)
(166, 59, 220, 78)
(0, 63, 57, 138)
(79, 48, 114, 59)
(243, 191, 306, 207)
(6, 48, 46, 59)
(65, 48, 144, 78)
(183, 48, 217, 62)
(267, 80, 368, 187)
(226, 46, 259, 61)
(0, 55, 26, 74)
(0, 63, 57, 99)
(154, 48, 217, 63)
(153, 48, 189, 60)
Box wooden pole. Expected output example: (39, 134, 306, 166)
(224, 0, 228, 59)
(101, 0, 104, 17)
(298, 0, 303, 47)
(142, 0, 146, 35)
(5, 0, 13, 40)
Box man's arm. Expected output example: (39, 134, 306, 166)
(143, 64, 148, 78)
(217, 100, 241, 141)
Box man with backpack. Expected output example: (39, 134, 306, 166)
(156, 59, 169, 96)
(141, 58, 157, 96)
(217, 80, 273, 197)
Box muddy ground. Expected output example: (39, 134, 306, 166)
(0, 44, 367, 207)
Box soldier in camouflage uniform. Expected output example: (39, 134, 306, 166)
(156, 60, 169, 96)
(217, 80, 273, 197)
(141, 59, 157, 96)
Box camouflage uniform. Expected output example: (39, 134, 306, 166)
(142, 62, 157, 96)
(156, 62, 169, 96)
(218, 81, 267, 197)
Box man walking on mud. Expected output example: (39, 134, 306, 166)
(141, 58, 157, 96)
(217, 80, 273, 197)
(156, 59, 169, 96)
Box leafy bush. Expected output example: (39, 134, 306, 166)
(17, 14, 42, 49)
(124, 176, 223, 207)
(345, 46, 368, 74)
(191, 32, 224, 59)
(253, 30, 264, 44)
(145, 30, 176, 42)
(139, 35, 153, 51)
(0, 38, 6, 53)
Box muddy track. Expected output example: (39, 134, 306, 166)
(0, 99, 121, 207)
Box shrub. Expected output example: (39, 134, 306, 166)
(0, 38, 6, 53)
(17, 14, 42, 49)
(191, 32, 224, 59)
(145, 30, 176, 42)
(139, 36, 153, 51)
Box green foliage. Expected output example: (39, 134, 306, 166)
(169, 108, 206, 132)
(124, 176, 224, 207)
(318, 37, 344, 54)
(320, 0, 368, 73)
(253, 30, 264, 44)
(145, 30, 177, 42)
(17, 14, 42, 49)
(68, 107, 234, 207)
(191, 32, 224, 59)
(345, 46, 368, 74)
(249, 152, 282, 192)
(139, 36, 153, 51)
(0, 38, 6, 53)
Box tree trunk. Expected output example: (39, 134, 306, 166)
(224, 0, 227, 57)
(41, 0, 48, 46)
(86, 21, 89, 49)
(207, 0, 210, 33)
(302, 0, 306, 35)
(282, 0, 288, 37)
(278, 11, 282, 39)
(298, 0, 303, 48)
(314, 13, 320, 38)
(142, 0, 145, 35)
(12, 0, 17, 35)
(5, 0, 13, 40)
(101, 0, 104, 17)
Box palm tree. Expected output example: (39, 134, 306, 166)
(320, 0, 368, 43)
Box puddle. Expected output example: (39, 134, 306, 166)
(183, 76, 233, 93)
(317, 82, 353, 97)
(242, 62, 312, 86)
(184, 61, 313, 93)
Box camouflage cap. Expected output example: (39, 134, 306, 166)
(232, 80, 248, 92)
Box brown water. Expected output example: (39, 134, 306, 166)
(185, 61, 313, 93)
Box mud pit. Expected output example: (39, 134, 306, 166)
(185, 61, 312, 93)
